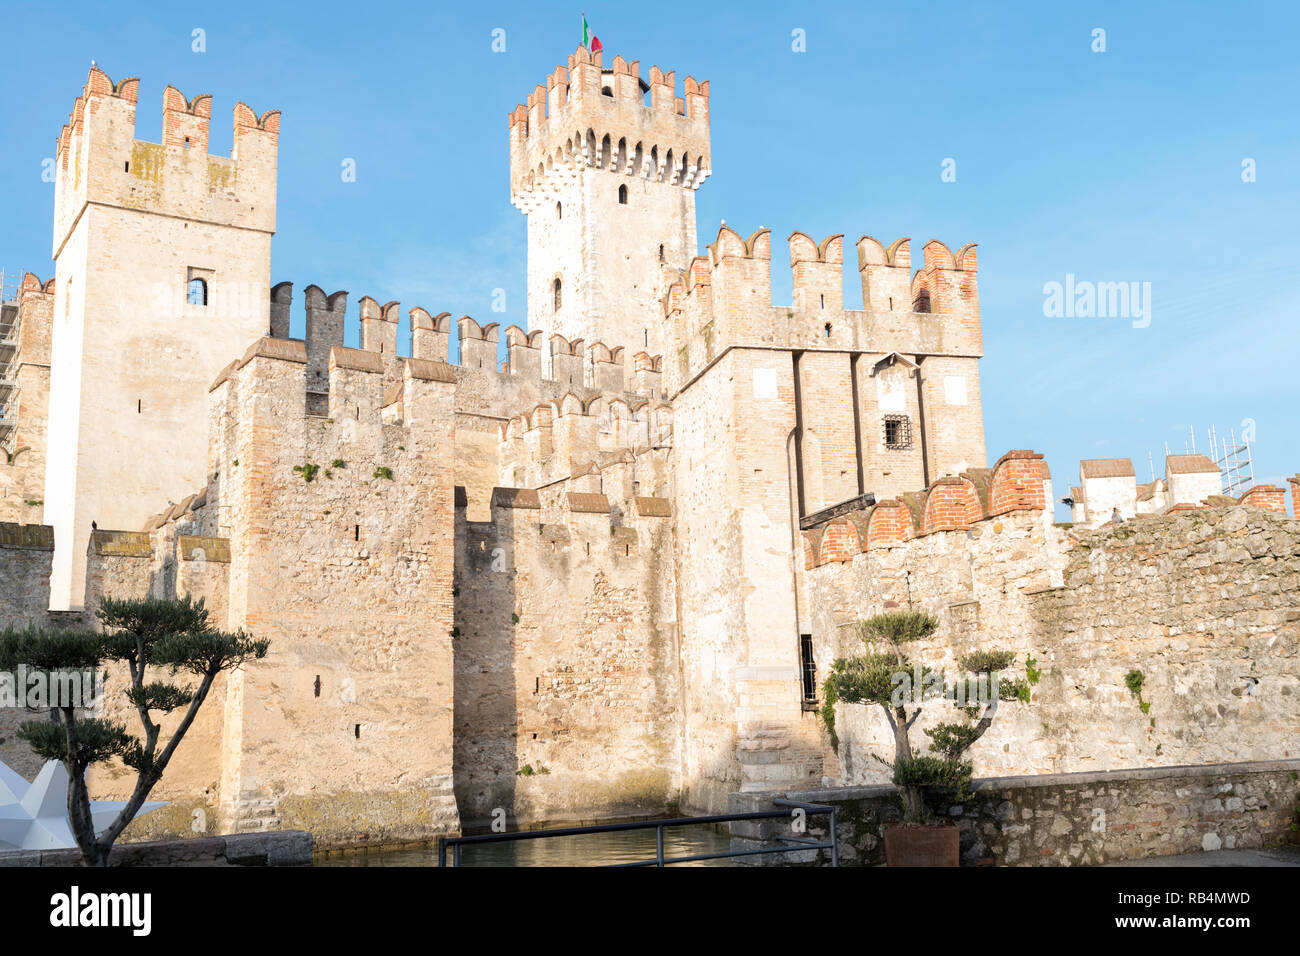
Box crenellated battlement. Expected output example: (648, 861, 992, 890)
(802, 447, 1297, 568)
(458, 482, 671, 543)
(205, 336, 456, 544)
(497, 389, 672, 494)
(662, 224, 982, 392)
(802, 449, 1052, 566)
(16, 46, 1300, 844)
(508, 46, 710, 212)
(52, 67, 278, 256)
(263, 283, 666, 410)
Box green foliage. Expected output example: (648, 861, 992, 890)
(18, 717, 139, 769)
(517, 764, 534, 777)
(893, 755, 973, 803)
(925, 721, 982, 760)
(3, 595, 268, 866)
(373, 466, 394, 481)
(292, 463, 320, 482)
(823, 609, 1033, 826)
(124, 682, 195, 714)
(1125, 668, 1151, 715)
(511, 613, 520, 624)
(822, 653, 940, 709)
(1025, 654, 1042, 685)
(331, 459, 345, 469)
(959, 649, 1015, 674)
(856, 610, 939, 647)
(0, 627, 106, 672)
(998, 676, 1031, 703)
(98, 593, 210, 638)
(151, 629, 269, 677)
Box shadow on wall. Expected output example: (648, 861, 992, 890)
(452, 503, 519, 830)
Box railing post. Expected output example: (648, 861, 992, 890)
(830, 808, 839, 868)
(437, 837, 446, 868)
(656, 824, 665, 867)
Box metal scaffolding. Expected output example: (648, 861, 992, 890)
(1165, 424, 1256, 498)
(0, 269, 21, 446)
(1208, 424, 1255, 498)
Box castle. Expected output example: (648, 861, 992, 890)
(0, 48, 1297, 850)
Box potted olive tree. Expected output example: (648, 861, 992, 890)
(820, 610, 1029, 866)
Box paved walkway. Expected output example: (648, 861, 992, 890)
(1103, 847, 1300, 867)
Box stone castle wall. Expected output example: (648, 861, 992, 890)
(453, 490, 681, 828)
(802, 464, 1300, 786)
(4, 56, 1296, 858)
(730, 759, 1300, 867)
(44, 69, 278, 610)
(0, 277, 54, 526)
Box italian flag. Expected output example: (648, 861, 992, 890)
(581, 14, 602, 53)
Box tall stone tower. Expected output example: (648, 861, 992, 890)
(509, 47, 710, 359)
(45, 69, 278, 609)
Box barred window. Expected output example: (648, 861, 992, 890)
(799, 633, 817, 704)
(883, 414, 912, 450)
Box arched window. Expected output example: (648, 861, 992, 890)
(618, 184, 628, 205)
(556, 201, 562, 219)
(187, 277, 208, 306)
(553, 277, 562, 312)
(602, 86, 613, 97)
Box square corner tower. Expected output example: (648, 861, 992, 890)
(509, 46, 710, 359)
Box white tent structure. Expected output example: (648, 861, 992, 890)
(0, 759, 166, 851)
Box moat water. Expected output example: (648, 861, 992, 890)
(316, 822, 733, 867)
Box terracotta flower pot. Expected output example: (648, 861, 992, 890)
(883, 823, 960, 866)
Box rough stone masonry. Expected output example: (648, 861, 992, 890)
(0, 49, 1295, 853)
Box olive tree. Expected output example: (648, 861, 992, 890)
(0, 596, 267, 866)
(820, 610, 1029, 824)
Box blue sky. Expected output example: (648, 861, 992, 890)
(2, 1, 1296, 516)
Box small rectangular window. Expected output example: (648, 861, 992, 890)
(799, 634, 817, 703)
(883, 414, 912, 450)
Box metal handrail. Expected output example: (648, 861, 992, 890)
(437, 799, 838, 867)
